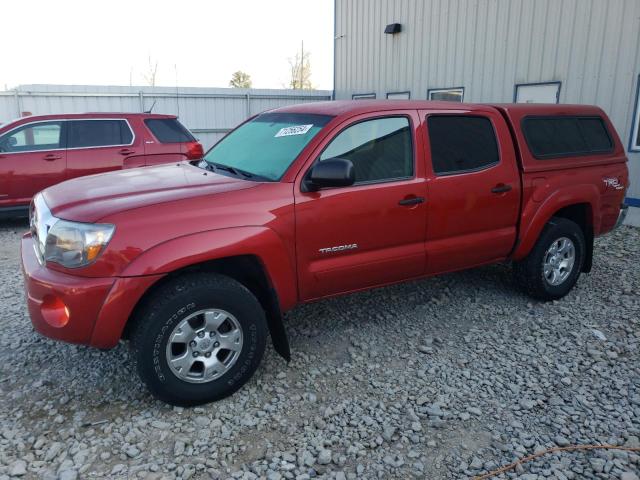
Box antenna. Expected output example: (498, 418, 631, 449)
(144, 100, 156, 114)
(300, 40, 304, 89)
(174, 63, 180, 118)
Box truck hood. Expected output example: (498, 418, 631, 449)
(42, 163, 256, 222)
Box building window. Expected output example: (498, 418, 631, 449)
(386, 91, 410, 100)
(352, 93, 376, 100)
(630, 75, 640, 152)
(428, 87, 464, 102)
(514, 82, 561, 104)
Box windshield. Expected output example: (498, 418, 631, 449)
(204, 112, 333, 181)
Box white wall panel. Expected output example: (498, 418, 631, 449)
(334, 0, 640, 201)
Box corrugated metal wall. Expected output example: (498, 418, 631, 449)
(0, 85, 332, 149)
(334, 0, 640, 201)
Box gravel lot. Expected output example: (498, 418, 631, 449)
(0, 220, 639, 480)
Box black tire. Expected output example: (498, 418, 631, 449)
(130, 273, 267, 406)
(513, 217, 585, 301)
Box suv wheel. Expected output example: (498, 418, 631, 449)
(130, 273, 267, 406)
(514, 217, 585, 301)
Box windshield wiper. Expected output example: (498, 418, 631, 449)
(199, 161, 216, 172)
(208, 162, 240, 176)
(206, 161, 271, 181)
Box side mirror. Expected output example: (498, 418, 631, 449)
(305, 158, 355, 191)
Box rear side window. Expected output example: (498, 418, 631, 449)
(427, 115, 499, 175)
(145, 118, 195, 143)
(522, 116, 613, 159)
(68, 120, 133, 148)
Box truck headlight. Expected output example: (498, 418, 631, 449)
(44, 220, 115, 268)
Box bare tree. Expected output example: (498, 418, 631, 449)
(288, 42, 313, 90)
(143, 56, 158, 87)
(229, 71, 253, 88)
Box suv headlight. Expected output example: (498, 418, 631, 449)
(31, 194, 115, 268)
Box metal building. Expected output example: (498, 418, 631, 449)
(334, 0, 640, 222)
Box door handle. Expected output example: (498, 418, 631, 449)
(398, 196, 425, 206)
(491, 183, 512, 194)
(43, 153, 62, 161)
(119, 149, 135, 156)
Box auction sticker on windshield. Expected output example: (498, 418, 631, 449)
(275, 124, 313, 137)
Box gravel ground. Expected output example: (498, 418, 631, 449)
(0, 219, 639, 480)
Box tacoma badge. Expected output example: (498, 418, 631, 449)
(318, 244, 358, 254)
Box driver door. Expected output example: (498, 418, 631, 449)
(294, 111, 428, 300)
(0, 121, 67, 208)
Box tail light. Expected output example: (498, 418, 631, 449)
(185, 141, 204, 160)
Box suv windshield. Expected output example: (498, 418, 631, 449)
(204, 112, 333, 181)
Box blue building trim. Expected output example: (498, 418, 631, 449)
(625, 197, 640, 208)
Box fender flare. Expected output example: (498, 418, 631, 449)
(512, 184, 600, 261)
(94, 227, 297, 356)
(121, 226, 296, 306)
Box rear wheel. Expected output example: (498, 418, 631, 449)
(514, 217, 585, 301)
(130, 273, 267, 406)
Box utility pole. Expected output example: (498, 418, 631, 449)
(300, 40, 304, 90)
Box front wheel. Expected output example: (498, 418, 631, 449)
(514, 217, 585, 301)
(130, 273, 267, 406)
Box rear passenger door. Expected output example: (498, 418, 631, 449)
(421, 110, 521, 274)
(65, 119, 141, 179)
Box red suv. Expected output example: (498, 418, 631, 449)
(0, 113, 203, 217)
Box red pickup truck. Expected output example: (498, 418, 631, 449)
(22, 101, 629, 406)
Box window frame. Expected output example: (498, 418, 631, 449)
(629, 74, 640, 152)
(305, 114, 416, 189)
(386, 91, 411, 100)
(67, 119, 135, 150)
(521, 115, 614, 160)
(0, 120, 65, 154)
(352, 93, 376, 100)
(427, 87, 465, 102)
(513, 81, 561, 104)
(426, 113, 501, 177)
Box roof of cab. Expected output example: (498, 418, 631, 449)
(271, 100, 607, 118)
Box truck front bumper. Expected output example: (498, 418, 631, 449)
(21, 234, 115, 345)
(21, 234, 164, 348)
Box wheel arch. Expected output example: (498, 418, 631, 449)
(93, 227, 295, 360)
(513, 184, 599, 266)
(122, 253, 292, 361)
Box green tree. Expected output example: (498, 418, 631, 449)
(229, 71, 252, 88)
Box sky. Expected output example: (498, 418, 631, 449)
(0, 0, 334, 91)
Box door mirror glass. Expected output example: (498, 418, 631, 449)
(306, 158, 355, 190)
